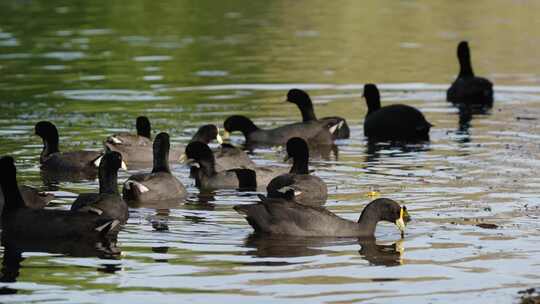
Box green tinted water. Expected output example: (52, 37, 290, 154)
(1, 0, 540, 303)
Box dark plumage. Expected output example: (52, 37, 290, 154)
(0, 156, 120, 240)
(71, 151, 128, 224)
(223, 115, 338, 149)
(123, 133, 187, 202)
(1, 185, 53, 210)
(447, 41, 493, 106)
(363, 84, 432, 142)
(267, 138, 327, 206)
(105, 116, 182, 164)
(286, 88, 350, 139)
(35, 121, 103, 179)
(190, 124, 256, 171)
(184, 142, 286, 190)
(234, 197, 410, 237)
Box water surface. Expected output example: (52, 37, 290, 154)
(1, 0, 540, 303)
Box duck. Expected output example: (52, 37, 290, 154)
(1, 185, 53, 210)
(286, 88, 350, 139)
(223, 115, 339, 149)
(104, 116, 182, 164)
(190, 124, 256, 171)
(234, 191, 410, 237)
(266, 137, 327, 206)
(184, 142, 287, 190)
(363, 84, 432, 142)
(70, 151, 128, 224)
(35, 121, 105, 178)
(447, 41, 493, 107)
(0, 156, 120, 240)
(122, 132, 187, 202)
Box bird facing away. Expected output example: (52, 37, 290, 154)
(363, 84, 432, 142)
(447, 41, 493, 107)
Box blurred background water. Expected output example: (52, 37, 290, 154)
(1, 0, 540, 303)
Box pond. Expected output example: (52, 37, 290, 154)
(1, 0, 540, 303)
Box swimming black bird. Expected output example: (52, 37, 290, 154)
(266, 137, 327, 206)
(447, 41, 493, 107)
(0, 156, 120, 240)
(190, 124, 256, 171)
(123, 132, 187, 202)
(234, 191, 410, 237)
(223, 115, 339, 149)
(70, 151, 128, 224)
(363, 84, 432, 142)
(184, 142, 287, 190)
(105, 116, 182, 164)
(286, 88, 350, 139)
(35, 121, 105, 179)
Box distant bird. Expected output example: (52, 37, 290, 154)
(447, 41, 493, 106)
(189, 124, 256, 172)
(286, 88, 350, 139)
(105, 116, 182, 164)
(184, 142, 287, 190)
(0, 156, 119, 240)
(266, 137, 327, 207)
(223, 115, 339, 149)
(234, 190, 410, 237)
(363, 84, 432, 142)
(123, 132, 187, 202)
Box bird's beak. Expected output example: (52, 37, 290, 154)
(216, 133, 224, 145)
(178, 153, 187, 163)
(222, 130, 230, 140)
(121, 160, 128, 170)
(395, 206, 409, 237)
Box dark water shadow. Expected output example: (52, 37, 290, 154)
(0, 233, 120, 287)
(241, 234, 403, 266)
(454, 105, 491, 146)
(364, 141, 431, 166)
(40, 168, 97, 185)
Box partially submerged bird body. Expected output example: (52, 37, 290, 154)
(364, 104, 431, 141)
(363, 84, 431, 142)
(35, 121, 103, 180)
(123, 132, 187, 202)
(267, 173, 327, 207)
(223, 115, 338, 148)
(185, 141, 283, 190)
(447, 41, 493, 107)
(0, 156, 120, 240)
(234, 197, 409, 237)
(267, 137, 328, 207)
(70, 151, 128, 224)
(286, 88, 350, 139)
(104, 116, 182, 164)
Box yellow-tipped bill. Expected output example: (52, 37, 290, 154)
(216, 133, 224, 145)
(222, 130, 231, 140)
(121, 160, 128, 170)
(394, 206, 409, 237)
(178, 153, 187, 163)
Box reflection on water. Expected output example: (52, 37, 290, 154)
(1, 0, 540, 303)
(244, 234, 403, 267)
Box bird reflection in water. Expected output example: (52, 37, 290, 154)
(455, 105, 491, 145)
(0, 233, 121, 287)
(242, 234, 403, 266)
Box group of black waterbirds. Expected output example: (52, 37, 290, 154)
(0, 41, 492, 255)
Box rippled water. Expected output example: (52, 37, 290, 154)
(1, 0, 540, 303)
